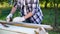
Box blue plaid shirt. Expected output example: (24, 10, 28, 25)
(14, 0, 43, 24)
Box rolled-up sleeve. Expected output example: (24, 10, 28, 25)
(14, 1, 17, 8)
(14, 0, 21, 8)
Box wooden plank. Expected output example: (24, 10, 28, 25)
(0, 20, 53, 30)
(0, 29, 26, 34)
(0, 24, 35, 34)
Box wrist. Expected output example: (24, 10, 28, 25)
(9, 13, 13, 17)
(7, 13, 13, 18)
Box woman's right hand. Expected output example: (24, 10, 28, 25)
(6, 13, 13, 22)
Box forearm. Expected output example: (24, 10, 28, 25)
(24, 12, 33, 19)
(10, 7, 17, 14)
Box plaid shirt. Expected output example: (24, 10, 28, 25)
(14, 0, 43, 24)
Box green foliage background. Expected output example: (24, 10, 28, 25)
(0, 0, 60, 34)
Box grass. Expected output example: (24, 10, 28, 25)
(42, 9, 55, 25)
(49, 31, 60, 34)
(0, 7, 20, 20)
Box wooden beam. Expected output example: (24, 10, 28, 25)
(0, 20, 53, 30)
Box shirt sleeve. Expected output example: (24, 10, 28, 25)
(14, 0, 21, 8)
(13, 0, 17, 8)
(30, 0, 39, 15)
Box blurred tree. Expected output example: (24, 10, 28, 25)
(45, 0, 49, 8)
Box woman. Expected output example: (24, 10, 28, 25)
(6, 0, 43, 24)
